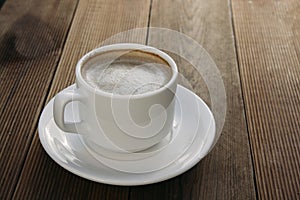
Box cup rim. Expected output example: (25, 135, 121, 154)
(75, 43, 178, 99)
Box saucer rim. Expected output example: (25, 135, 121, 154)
(38, 84, 216, 186)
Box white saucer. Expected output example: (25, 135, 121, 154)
(38, 84, 216, 185)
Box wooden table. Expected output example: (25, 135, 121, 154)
(0, 0, 299, 199)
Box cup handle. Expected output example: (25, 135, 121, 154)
(53, 88, 82, 133)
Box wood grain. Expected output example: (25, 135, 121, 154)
(232, 0, 300, 199)
(0, 0, 78, 199)
(130, 0, 256, 199)
(12, 0, 150, 199)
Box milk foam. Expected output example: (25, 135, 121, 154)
(83, 61, 172, 95)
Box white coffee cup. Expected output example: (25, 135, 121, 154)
(53, 43, 178, 153)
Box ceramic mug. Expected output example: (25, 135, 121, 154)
(53, 43, 178, 153)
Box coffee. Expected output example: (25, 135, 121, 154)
(82, 50, 172, 95)
(54, 44, 178, 153)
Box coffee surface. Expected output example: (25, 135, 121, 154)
(82, 59, 172, 95)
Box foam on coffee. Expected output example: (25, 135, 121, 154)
(82, 50, 172, 95)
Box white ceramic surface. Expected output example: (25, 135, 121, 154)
(38, 84, 216, 185)
(53, 43, 178, 153)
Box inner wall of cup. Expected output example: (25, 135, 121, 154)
(80, 49, 174, 95)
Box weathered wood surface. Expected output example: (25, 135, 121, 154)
(232, 0, 300, 199)
(130, 0, 256, 199)
(12, 0, 150, 199)
(0, 0, 78, 198)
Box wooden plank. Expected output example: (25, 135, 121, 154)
(130, 0, 256, 199)
(0, 0, 78, 199)
(12, 0, 150, 199)
(0, 0, 75, 112)
(232, 0, 300, 199)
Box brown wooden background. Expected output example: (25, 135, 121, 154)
(0, 0, 299, 199)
